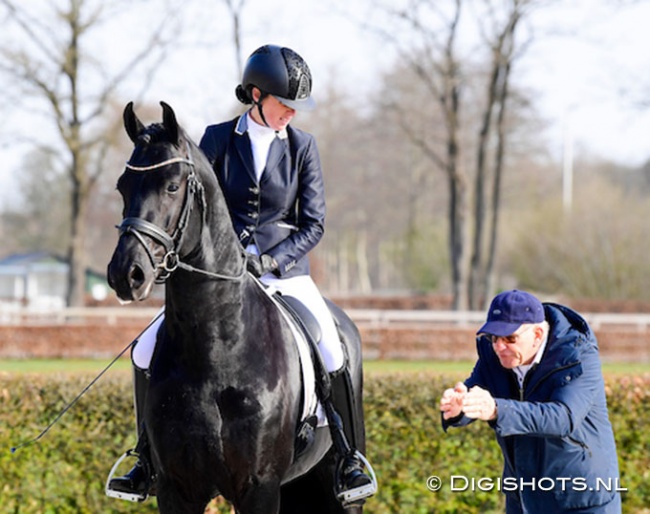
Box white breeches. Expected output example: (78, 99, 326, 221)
(132, 275, 344, 373)
(262, 273, 344, 372)
(132, 308, 164, 371)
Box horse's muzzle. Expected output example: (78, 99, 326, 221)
(107, 237, 157, 302)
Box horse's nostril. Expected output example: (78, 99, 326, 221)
(129, 264, 145, 287)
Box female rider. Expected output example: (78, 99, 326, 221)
(107, 44, 375, 507)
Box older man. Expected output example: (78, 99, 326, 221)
(440, 290, 622, 513)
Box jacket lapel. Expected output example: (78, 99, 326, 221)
(233, 117, 258, 183)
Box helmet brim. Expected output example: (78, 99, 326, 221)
(272, 94, 316, 112)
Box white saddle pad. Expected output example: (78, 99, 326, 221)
(259, 281, 327, 427)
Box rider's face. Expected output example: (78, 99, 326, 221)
(250, 88, 296, 131)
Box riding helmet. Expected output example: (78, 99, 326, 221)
(235, 44, 316, 111)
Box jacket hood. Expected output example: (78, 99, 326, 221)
(543, 302, 597, 353)
(543, 303, 592, 340)
(523, 303, 596, 386)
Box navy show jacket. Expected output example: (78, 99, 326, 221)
(199, 115, 325, 278)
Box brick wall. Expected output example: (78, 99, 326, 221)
(1, 323, 647, 363)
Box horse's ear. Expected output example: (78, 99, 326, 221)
(123, 102, 145, 143)
(160, 101, 180, 146)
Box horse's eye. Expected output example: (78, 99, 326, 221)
(167, 183, 180, 194)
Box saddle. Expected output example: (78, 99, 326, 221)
(271, 292, 327, 459)
(275, 294, 322, 349)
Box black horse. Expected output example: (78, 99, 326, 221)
(107, 102, 372, 514)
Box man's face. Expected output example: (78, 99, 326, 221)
(490, 324, 543, 369)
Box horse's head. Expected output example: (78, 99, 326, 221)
(107, 101, 206, 302)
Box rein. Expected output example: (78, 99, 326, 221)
(117, 142, 246, 283)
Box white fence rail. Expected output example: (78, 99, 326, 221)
(2, 306, 650, 331)
(0, 306, 161, 325)
(348, 309, 650, 331)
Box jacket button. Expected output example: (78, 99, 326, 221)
(249, 212, 259, 219)
(249, 187, 260, 194)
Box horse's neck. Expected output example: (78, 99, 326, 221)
(162, 164, 248, 346)
(170, 233, 244, 306)
(187, 175, 244, 280)
(166, 199, 245, 313)
(163, 269, 245, 362)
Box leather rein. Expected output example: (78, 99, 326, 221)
(117, 142, 246, 283)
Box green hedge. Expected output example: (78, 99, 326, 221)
(1, 371, 648, 513)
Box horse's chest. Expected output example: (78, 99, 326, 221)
(217, 386, 262, 420)
(150, 381, 268, 435)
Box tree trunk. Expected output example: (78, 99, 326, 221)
(470, 0, 525, 309)
(469, 44, 501, 310)
(483, 36, 515, 310)
(445, 0, 468, 311)
(66, 151, 89, 307)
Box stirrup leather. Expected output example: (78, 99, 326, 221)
(105, 449, 149, 503)
(335, 451, 378, 507)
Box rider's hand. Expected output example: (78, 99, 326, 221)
(245, 253, 278, 277)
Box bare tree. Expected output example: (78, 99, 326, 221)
(303, 84, 383, 294)
(2, 150, 71, 256)
(469, 0, 536, 309)
(0, 0, 176, 306)
(222, 0, 247, 79)
(365, 0, 469, 308)
(357, 0, 541, 308)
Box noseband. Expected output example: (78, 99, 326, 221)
(117, 141, 246, 283)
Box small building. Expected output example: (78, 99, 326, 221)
(0, 252, 109, 309)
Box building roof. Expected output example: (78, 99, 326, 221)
(0, 252, 67, 267)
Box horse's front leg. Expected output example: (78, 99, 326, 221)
(234, 478, 282, 514)
(155, 474, 213, 514)
(156, 491, 210, 514)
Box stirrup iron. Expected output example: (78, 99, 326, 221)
(105, 450, 148, 503)
(335, 451, 378, 507)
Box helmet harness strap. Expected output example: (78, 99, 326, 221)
(252, 91, 271, 128)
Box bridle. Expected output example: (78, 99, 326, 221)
(117, 141, 246, 283)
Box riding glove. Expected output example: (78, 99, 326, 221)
(246, 253, 278, 277)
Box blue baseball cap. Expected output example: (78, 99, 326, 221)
(477, 290, 545, 336)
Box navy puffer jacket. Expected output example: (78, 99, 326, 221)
(445, 303, 621, 513)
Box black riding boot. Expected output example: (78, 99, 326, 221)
(108, 430, 153, 498)
(322, 369, 377, 507)
(106, 367, 155, 501)
(270, 293, 376, 506)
